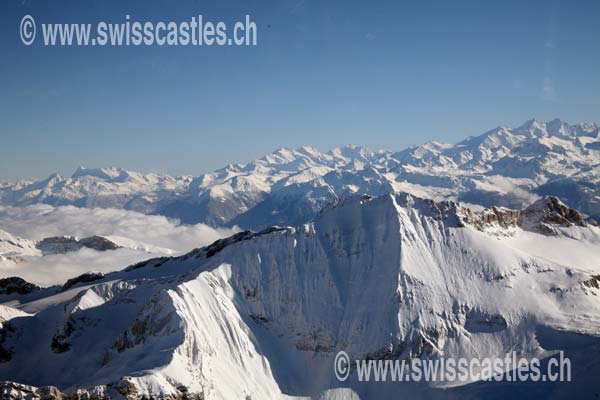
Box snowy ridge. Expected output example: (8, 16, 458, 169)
(0, 231, 172, 266)
(2, 119, 600, 229)
(1, 193, 599, 399)
(0, 229, 40, 264)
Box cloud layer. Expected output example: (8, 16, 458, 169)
(0, 205, 237, 286)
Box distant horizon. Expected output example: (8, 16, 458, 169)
(3, 0, 600, 181)
(2, 2, 600, 397)
(2, 117, 597, 182)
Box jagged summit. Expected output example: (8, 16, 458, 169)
(71, 166, 123, 180)
(2, 192, 593, 295)
(519, 195, 591, 233)
(0, 191, 599, 399)
(1, 119, 599, 228)
(0, 119, 597, 399)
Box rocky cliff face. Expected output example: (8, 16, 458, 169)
(458, 195, 595, 234)
(520, 195, 590, 232)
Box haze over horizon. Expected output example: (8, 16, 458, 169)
(1, 117, 596, 182)
(2, 0, 600, 180)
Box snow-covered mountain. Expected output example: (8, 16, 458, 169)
(0, 229, 40, 264)
(2, 119, 599, 229)
(0, 231, 171, 263)
(0, 228, 178, 287)
(1, 193, 599, 399)
(1, 119, 599, 398)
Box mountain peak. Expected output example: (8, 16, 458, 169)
(519, 118, 543, 128)
(295, 145, 321, 157)
(328, 144, 374, 159)
(520, 195, 589, 233)
(515, 118, 547, 136)
(71, 166, 122, 181)
(3, 189, 599, 398)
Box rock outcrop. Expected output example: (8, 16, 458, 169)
(36, 236, 121, 256)
(0, 277, 40, 296)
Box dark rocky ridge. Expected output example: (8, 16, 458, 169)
(0, 277, 40, 296)
(36, 236, 121, 255)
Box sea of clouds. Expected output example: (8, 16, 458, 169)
(0, 204, 237, 286)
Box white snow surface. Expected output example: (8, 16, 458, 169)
(1, 119, 599, 229)
(0, 206, 237, 286)
(0, 193, 599, 399)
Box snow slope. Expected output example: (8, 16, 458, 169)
(1, 193, 599, 399)
(0, 229, 40, 265)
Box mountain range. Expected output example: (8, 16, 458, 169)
(0, 119, 599, 399)
(2, 119, 599, 229)
(1, 193, 599, 399)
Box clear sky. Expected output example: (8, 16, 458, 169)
(1, 0, 599, 180)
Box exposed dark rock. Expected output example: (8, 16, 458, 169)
(521, 196, 587, 229)
(249, 314, 269, 324)
(0, 345, 12, 363)
(0, 277, 40, 296)
(535, 179, 600, 224)
(113, 379, 138, 398)
(460, 206, 521, 230)
(583, 275, 600, 290)
(0, 380, 205, 400)
(79, 236, 121, 252)
(125, 256, 171, 272)
(0, 381, 65, 399)
(50, 334, 70, 353)
(464, 309, 508, 333)
(193, 227, 290, 259)
(60, 272, 105, 292)
(36, 236, 120, 256)
(459, 195, 592, 234)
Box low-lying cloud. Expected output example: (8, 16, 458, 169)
(0, 205, 237, 286)
(0, 248, 154, 287)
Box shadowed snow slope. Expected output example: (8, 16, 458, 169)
(0, 193, 599, 399)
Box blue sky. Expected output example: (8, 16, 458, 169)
(1, 0, 599, 180)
